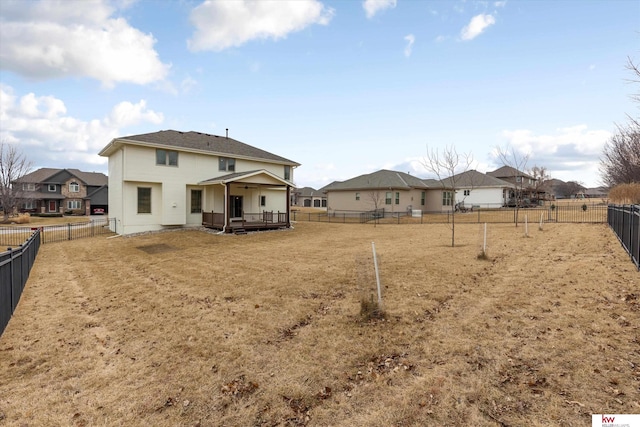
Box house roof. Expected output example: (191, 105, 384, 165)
(324, 169, 430, 191)
(198, 169, 293, 187)
(487, 166, 534, 180)
(16, 168, 107, 186)
(99, 130, 300, 166)
(295, 186, 323, 197)
(441, 170, 514, 188)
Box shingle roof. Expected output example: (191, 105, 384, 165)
(487, 166, 534, 180)
(16, 168, 107, 186)
(442, 170, 514, 188)
(101, 130, 299, 166)
(324, 169, 430, 191)
(295, 187, 321, 197)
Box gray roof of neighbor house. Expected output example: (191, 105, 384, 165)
(99, 130, 300, 166)
(324, 169, 431, 191)
(295, 186, 324, 197)
(16, 168, 108, 186)
(487, 166, 535, 180)
(440, 170, 514, 188)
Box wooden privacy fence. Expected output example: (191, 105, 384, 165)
(0, 229, 41, 337)
(608, 204, 640, 270)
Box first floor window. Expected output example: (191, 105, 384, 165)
(421, 191, 425, 206)
(313, 199, 320, 207)
(67, 200, 81, 210)
(442, 191, 453, 206)
(385, 192, 392, 205)
(395, 192, 400, 205)
(355, 192, 360, 201)
(138, 187, 151, 213)
(260, 195, 266, 207)
(69, 182, 80, 192)
(23, 200, 36, 209)
(321, 199, 327, 207)
(463, 189, 470, 196)
(191, 189, 202, 213)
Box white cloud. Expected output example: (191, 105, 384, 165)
(188, 0, 334, 52)
(460, 13, 496, 41)
(0, 0, 169, 87)
(0, 85, 163, 169)
(404, 34, 415, 57)
(494, 1, 507, 7)
(499, 125, 612, 186)
(363, 0, 397, 19)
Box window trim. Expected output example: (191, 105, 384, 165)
(156, 149, 179, 167)
(23, 183, 35, 191)
(442, 191, 453, 206)
(69, 182, 80, 193)
(284, 165, 291, 180)
(260, 195, 266, 207)
(219, 157, 236, 172)
(67, 200, 81, 210)
(48, 184, 56, 192)
(420, 191, 425, 206)
(395, 192, 400, 205)
(385, 192, 392, 205)
(190, 189, 202, 214)
(355, 192, 360, 201)
(137, 187, 152, 214)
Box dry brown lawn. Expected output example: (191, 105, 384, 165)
(0, 221, 638, 426)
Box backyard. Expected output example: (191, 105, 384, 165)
(0, 220, 638, 426)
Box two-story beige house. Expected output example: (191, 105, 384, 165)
(98, 130, 299, 235)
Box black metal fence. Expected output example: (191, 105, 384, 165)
(0, 229, 41, 337)
(292, 204, 608, 225)
(608, 204, 640, 270)
(0, 217, 115, 247)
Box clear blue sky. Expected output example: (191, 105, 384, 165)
(1, 0, 638, 188)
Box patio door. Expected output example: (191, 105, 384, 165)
(230, 195, 243, 218)
(49, 200, 56, 212)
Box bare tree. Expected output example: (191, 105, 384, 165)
(421, 145, 474, 247)
(494, 145, 530, 226)
(557, 180, 585, 199)
(600, 57, 640, 186)
(528, 165, 551, 201)
(0, 142, 33, 221)
(367, 190, 384, 226)
(600, 121, 640, 187)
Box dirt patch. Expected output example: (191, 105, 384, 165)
(0, 221, 638, 426)
(135, 243, 178, 254)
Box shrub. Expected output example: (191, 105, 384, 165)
(13, 213, 31, 224)
(608, 183, 640, 204)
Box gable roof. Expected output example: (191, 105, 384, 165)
(99, 130, 299, 166)
(441, 170, 514, 188)
(15, 168, 107, 186)
(487, 166, 534, 180)
(198, 169, 293, 187)
(295, 186, 323, 197)
(324, 169, 430, 191)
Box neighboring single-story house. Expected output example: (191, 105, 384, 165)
(13, 168, 108, 215)
(292, 187, 327, 209)
(441, 170, 515, 209)
(98, 130, 299, 235)
(487, 166, 546, 203)
(322, 169, 450, 213)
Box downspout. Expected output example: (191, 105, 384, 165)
(286, 185, 291, 228)
(219, 182, 227, 233)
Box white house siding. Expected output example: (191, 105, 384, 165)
(122, 181, 163, 234)
(107, 149, 124, 233)
(457, 187, 505, 208)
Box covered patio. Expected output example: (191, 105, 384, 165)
(199, 170, 294, 233)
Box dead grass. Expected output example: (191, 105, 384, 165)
(0, 222, 638, 426)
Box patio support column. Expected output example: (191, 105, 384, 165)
(286, 185, 291, 227)
(225, 183, 231, 230)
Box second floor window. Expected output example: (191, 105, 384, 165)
(219, 157, 235, 172)
(355, 192, 360, 201)
(69, 182, 80, 192)
(284, 165, 291, 180)
(48, 184, 56, 192)
(22, 183, 35, 191)
(156, 149, 178, 166)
